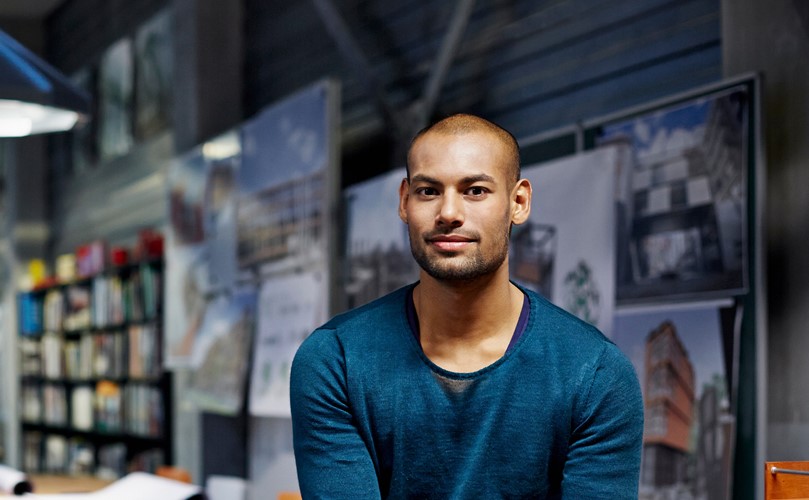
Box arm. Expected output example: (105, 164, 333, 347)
(290, 329, 381, 499)
(561, 343, 644, 499)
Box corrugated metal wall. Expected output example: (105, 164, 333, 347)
(45, 0, 721, 255)
(245, 0, 721, 144)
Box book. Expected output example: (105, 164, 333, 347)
(67, 438, 95, 475)
(42, 384, 67, 427)
(95, 381, 122, 433)
(22, 432, 42, 472)
(41, 333, 64, 379)
(44, 435, 68, 473)
(96, 443, 126, 480)
(64, 285, 92, 331)
(43, 290, 64, 332)
(71, 385, 94, 431)
(19, 338, 41, 376)
(124, 384, 163, 437)
(128, 324, 159, 379)
(19, 293, 43, 335)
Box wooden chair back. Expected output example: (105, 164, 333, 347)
(766, 461, 809, 499)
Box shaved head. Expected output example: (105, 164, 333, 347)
(406, 114, 521, 183)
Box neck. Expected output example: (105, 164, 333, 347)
(412, 264, 524, 372)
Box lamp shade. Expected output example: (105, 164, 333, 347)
(0, 29, 90, 137)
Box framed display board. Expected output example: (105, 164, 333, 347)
(587, 81, 753, 305)
(585, 75, 764, 498)
(518, 74, 762, 499)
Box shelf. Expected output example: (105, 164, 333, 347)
(21, 422, 167, 443)
(20, 376, 165, 385)
(18, 256, 170, 478)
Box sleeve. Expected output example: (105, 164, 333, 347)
(289, 329, 382, 499)
(561, 342, 644, 499)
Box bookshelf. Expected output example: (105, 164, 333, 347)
(17, 259, 171, 479)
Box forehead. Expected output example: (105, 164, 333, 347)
(410, 130, 511, 181)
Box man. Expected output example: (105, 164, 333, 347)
(290, 114, 643, 498)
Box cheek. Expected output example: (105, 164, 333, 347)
(479, 202, 511, 227)
(405, 203, 434, 225)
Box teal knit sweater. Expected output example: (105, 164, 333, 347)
(290, 284, 643, 499)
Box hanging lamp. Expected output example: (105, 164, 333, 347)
(0, 28, 90, 137)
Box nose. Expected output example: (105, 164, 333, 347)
(436, 190, 464, 227)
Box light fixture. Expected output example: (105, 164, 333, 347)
(0, 29, 90, 138)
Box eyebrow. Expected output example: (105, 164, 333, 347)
(410, 173, 497, 185)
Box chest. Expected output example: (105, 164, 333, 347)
(357, 360, 573, 456)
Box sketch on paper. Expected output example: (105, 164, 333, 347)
(249, 271, 327, 417)
(511, 146, 625, 336)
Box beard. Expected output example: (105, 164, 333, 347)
(409, 225, 511, 282)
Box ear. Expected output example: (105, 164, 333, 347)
(510, 178, 532, 225)
(398, 177, 410, 224)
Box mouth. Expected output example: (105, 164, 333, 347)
(425, 233, 477, 252)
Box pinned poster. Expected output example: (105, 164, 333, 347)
(249, 270, 328, 417)
(236, 82, 336, 276)
(343, 167, 418, 309)
(612, 301, 736, 500)
(511, 145, 626, 336)
(164, 131, 240, 368)
(186, 287, 257, 415)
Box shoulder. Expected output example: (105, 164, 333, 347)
(518, 287, 639, 391)
(320, 284, 412, 332)
(292, 284, 413, 367)
(521, 286, 615, 356)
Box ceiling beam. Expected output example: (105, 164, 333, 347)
(311, 0, 407, 139)
(312, 0, 476, 152)
(413, 0, 476, 131)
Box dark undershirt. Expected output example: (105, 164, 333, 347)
(406, 287, 530, 356)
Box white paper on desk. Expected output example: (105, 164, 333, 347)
(23, 472, 202, 500)
(0, 464, 30, 494)
(22, 494, 92, 499)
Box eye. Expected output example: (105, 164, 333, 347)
(415, 187, 439, 197)
(466, 186, 488, 197)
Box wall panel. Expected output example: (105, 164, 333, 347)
(245, 0, 721, 158)
(45, 0, 172, 256)
(50, 133, 171, 256)
(47, 0, 168, 73)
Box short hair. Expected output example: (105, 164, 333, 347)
(406, 114, 521, 183)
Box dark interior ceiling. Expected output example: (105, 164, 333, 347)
(0, 0, 65, 20)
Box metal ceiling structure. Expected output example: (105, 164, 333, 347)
(0, 0, 66, 20)
(311, 0, 476, 153)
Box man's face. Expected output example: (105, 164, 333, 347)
(399, 130, 529, 283)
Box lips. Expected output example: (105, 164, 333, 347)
(425, 233, 477, 252)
